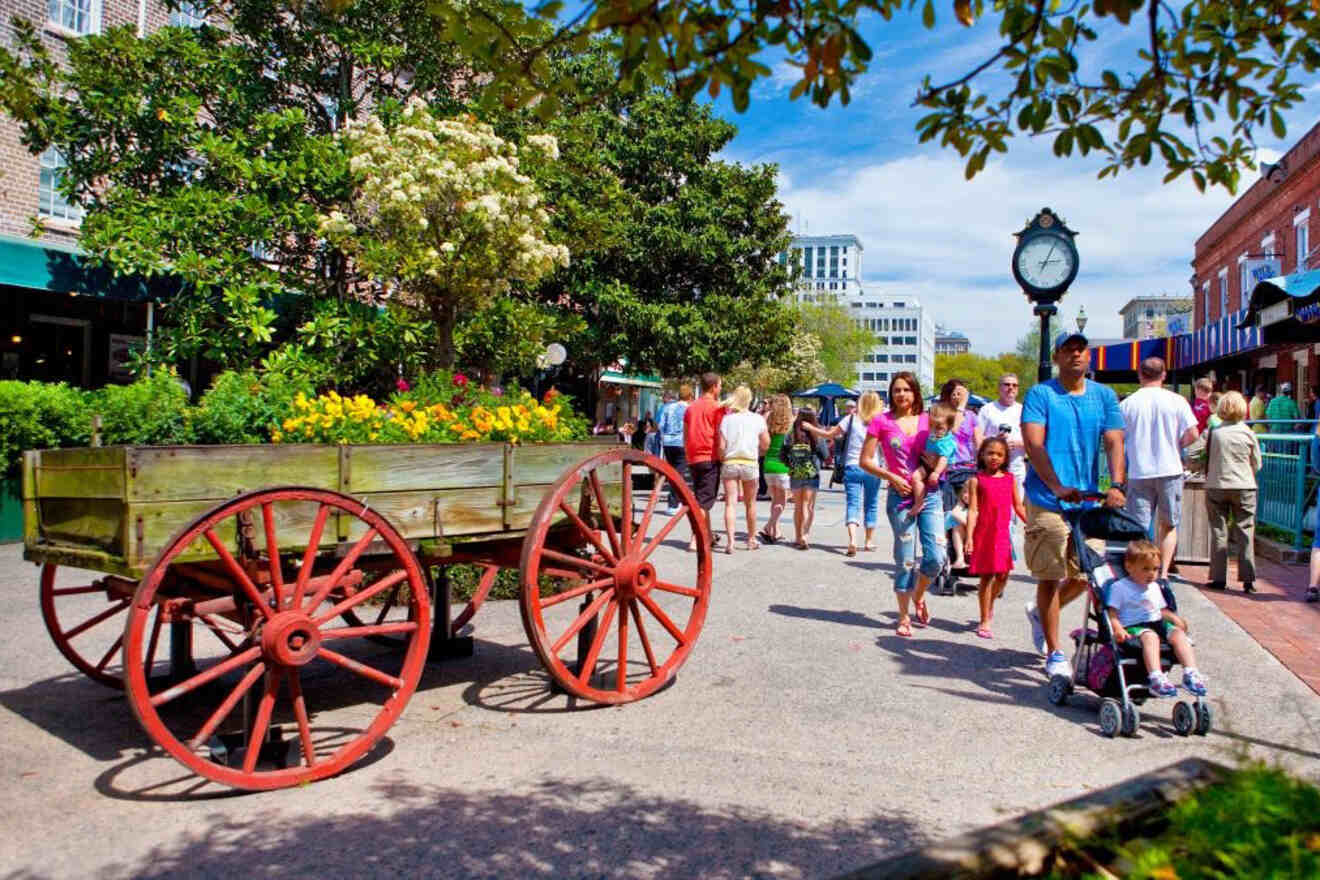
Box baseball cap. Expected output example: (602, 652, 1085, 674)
(1053, 330, 1089, 352)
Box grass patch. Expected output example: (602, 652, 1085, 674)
(1046, 764, 1320, 879)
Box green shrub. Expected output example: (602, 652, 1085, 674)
(0, 381, 92, 477)
(193, 370, 314, 445)
(88, 369, 195, 447)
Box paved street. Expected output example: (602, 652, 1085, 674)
(2, 486, 1318, 879)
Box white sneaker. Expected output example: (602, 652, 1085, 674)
(1045, 650, 1071, 678)
(1025, 602, 1047, 655)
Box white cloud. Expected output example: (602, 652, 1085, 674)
(774, 145, 1238, 354)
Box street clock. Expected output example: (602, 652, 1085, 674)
(1012, 208, 1079, 303)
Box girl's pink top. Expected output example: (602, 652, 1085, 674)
(867, 411, 930, 477)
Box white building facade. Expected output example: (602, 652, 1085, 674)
(783, 234, 936, 397)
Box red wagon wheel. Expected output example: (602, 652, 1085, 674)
(39, 563, 155, 689)
(339, 561, 497, 643)
(519, 448, 711, 704)
(122, 487, 431, 790)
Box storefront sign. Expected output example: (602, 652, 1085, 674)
(1258, 300, 1293, 326)
(1297, 301, 1320, 324)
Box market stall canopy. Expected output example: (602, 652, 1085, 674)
(792, 382, 860, 425)
(598, 369, 663, 389)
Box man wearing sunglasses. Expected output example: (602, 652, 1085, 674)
(976, 373, 1026, 490)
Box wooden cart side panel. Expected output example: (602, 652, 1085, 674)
(342, 443, 505, 494)
(21, 450, 38, 547)
(125, 495, 347, 568)
(33, 446, 126, 499)
(125, 445, 341, 502)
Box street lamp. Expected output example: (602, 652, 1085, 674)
(534, 343, 567, 398)
(1076, 306, 1088, 333)
(1011, 208, 1080, 383)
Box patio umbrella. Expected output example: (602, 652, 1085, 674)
(792, 382, 860, 425)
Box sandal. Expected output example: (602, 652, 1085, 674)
(746, 539, 760, 551)
(896, 619, 912, 638)
(863, 544, 876, 552)
(1307, 586, 1320, 603)
(795, 539, 809, 550)
(914, 599, 930, 627)
(976, 626, 993, 639)
(846, 545, 857, 557)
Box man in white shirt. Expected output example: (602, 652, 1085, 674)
(976, 373, 1026, 487)
(1120, 357, 1200, 580)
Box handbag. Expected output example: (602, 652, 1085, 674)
(830, 416, 853, 486)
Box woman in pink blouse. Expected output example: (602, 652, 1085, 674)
(859, 372, 947, 637)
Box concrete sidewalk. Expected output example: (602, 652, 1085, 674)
(1, 487, 1317, 879)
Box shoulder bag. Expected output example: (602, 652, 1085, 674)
(830, 416, 853, 486)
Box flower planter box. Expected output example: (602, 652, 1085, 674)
(836, 758, 1230, 879)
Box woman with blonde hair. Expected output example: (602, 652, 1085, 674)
(717, 384, 770, 552)
(758, 394, 794, 544)
(1205, 390, 1262, 593)
(805, 391, 885, 555)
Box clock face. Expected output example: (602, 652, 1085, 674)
(1015, 232, 1076, 292)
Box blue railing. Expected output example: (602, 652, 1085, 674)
(1255, 433, 1315, 548)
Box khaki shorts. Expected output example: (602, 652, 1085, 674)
(721, 462, 759, 482)
(763, 472, 791, 490)
(1024, 501, 1105, 581)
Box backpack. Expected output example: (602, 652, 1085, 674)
(780, 437, 820, 481)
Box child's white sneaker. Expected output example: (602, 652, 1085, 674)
(1148, 672, 1177, 697)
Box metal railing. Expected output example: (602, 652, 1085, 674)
(1255, 433, 1315, 548)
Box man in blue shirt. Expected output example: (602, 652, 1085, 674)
(656, 385, 692, 513)
(1021, 332, 1128, 679)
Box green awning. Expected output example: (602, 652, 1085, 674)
(0, 234, 172, 301)
(599, 370, 663, 389)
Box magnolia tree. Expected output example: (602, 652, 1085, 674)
(319, 99, 570, 366)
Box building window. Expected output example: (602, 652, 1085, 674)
(894, 301, 904, 307)
(862, 372, 875, 382)
(1220, 275, 1229, 318)
(802, 247, 812, 278)
(905, 354, 917, 364)
(1201, 283, 1209, 323)
(1298, 221, 1310, 271)
(48, 0, 98, 33)
(169, 1, 206, 27)
(876, 372, 888, 381)
(38, 147, 83, 223)
(876, 354, 888, 363)
(850, 302, 861, 309)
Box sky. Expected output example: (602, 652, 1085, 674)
(702, 10, 1320, 355)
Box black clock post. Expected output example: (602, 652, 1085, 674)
(1012, 208, 1080, 383)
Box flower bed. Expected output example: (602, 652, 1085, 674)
(273, 373, 584, 445)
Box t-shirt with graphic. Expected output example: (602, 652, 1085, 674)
(1191, 397, 1212, 434)
(1021, 379, 1124, 511)
(866, 411, 930, 478)
(1105, 576, 1167, 627)
(656, 400, 688, 447)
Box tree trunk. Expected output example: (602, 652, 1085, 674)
(430, 298, 458, 369)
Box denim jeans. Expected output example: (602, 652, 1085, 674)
(843, 465, 881, 528)
(885, 488, 946, 593)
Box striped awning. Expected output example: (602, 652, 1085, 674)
(1088, 305, 1262, 374)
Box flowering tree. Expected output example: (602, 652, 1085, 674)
(320, 99, 570, 367)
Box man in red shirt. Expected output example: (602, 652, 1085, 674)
(683, 372, 725, 550)
(1191, 377, 1213, 434)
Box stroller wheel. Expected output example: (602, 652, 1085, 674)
(1194, 700, 1213, 736)
(1047, 673, 1072, 706)
(1121, 702, 1140, 737)
(1172, 700, 1194, 736)
(1098, 698, 1122, 738)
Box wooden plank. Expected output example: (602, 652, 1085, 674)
(125, 496, 345, 568)
(24, 543, 144, 579)
(345, 487, 507, 541)
(343, 443, 505, 493)
(22, 451, 38, 547)
(125, 445, 340, 502)
(38, 499, 125, 554)
(33, 446, 126, 500)
(511, 443, 608, 486)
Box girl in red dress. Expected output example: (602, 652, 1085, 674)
(965, 437, 1026, 639)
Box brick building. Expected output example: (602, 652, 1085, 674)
(1189, 120, 1320, 402)
(0, 0, 190, 386)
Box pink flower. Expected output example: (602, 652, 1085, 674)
(453, 373, 469, 388)
(396, 378, 411, 392)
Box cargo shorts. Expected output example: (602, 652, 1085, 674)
(1024, 501, 1105, 581)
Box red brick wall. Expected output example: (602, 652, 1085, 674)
(0, 0, 173, 245)
(1191, 120, 1320, 329)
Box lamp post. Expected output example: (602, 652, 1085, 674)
(534, 343, 567, 399)
(1011, 208, 1080, 383)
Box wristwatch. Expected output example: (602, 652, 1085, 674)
(1110, 481, 1127, 495)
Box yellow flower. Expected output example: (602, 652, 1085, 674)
(368, 432, 379, 440)
(461, 430, 480, 440)
(400, 400, 417, 413)
(283, 417, 300, 431)
(271, 430, 283, 443)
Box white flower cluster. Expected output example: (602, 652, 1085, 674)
(319, 97, 569, 302)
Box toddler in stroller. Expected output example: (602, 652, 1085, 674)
(929, 463, 977, 596)
(1047, 503, 1213, 739)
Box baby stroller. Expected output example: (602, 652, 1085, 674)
(1046, 499, 1213, 739)
(930, 463, 977, 596)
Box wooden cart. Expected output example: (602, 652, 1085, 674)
(24, 442, 711, 790)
